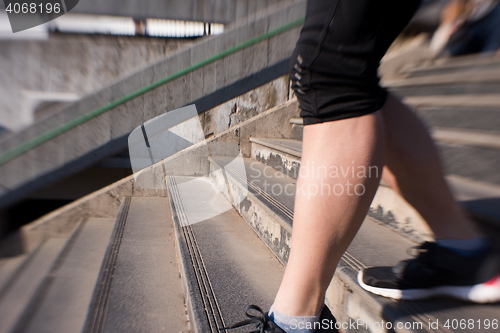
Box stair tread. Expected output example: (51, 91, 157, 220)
(101, 197, 188, 333)
(414, 106, 500, 134)
(438, 143, 500, 188)
(0, 252, 32, 295)
(384, 68, 500, 88)
(403, 54, 500, 76)
(167, 176, 285, 332)
(250, 137, 303, 158)
(250, 138, 500, 228)
(0, 237, 68, 333)
(24, 218, 116, 333)
(345, 217, 499, 330)
(432, 127, 500, 150)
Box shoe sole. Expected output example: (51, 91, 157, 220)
(357, 270, 500, 303)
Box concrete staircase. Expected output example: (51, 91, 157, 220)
(0, 197, 190, 333)
(390, 54, 500, 231)
(1, 16, 500, 333)
(0, 99, 298, 333)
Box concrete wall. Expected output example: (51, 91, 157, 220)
(70, 0, 291, 23)
(0, 34, 192, 130)
(0, 0, 307, 210)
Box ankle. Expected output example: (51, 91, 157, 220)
(272, 295, 324, 317)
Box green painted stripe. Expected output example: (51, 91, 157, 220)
(0, 16, 305, 166)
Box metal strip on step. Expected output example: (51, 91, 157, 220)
(166, 176, 228, 333)
(84, 197, 132, 333)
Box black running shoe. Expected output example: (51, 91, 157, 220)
(222, 304, 340, 332)
(221, 305, 285, 333)
(358, 241, 500, 303)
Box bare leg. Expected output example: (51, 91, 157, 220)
(272, 94, 482, 318)
(380, 94, 481, 240)
(272, 112, 385, 316)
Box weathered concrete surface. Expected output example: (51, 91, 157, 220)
(251, 138, 301, 180)
(208, 99, 301, 158)
(0, 0, 306, 210)
(0, 34, 191, 131)
(201, 76, 289, 136)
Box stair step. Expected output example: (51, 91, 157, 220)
(0, 243, 42, 297)
(438, 142, 500, 187)
(384, 68, 500, 96)
(289, 117, 304, 140)
(413, 106, 500, 133)
(166, 176, 285, 332)
(290, 99, 500, 134)
(448, 175, 500, 228)
(250, 138, 302, 180)
(405, 94, 500, 108)
(248, 138, 431, 242)
(432, 128, 500, 150)
(209, 157, 499, 332)
(249, 138, 500, 235)
(0, 237, 70, 333)
(87, 197, 188, 333)
(402, 54, 500, 78)
(251, 137, 302, 158)
(287, 117, 500, 147)
(20, 218, 116, 333)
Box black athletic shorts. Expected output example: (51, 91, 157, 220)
(290, 0, 422, 125)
